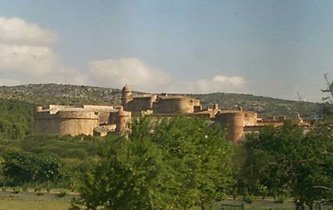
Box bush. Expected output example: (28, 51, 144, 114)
(274, 195, 285, 203)
(243, 195, 254, 204)
(22, 185, 29, 192)
(36, 191, 44, 196)
(57, 189, 68, 197)
(12, 187, 21, 194)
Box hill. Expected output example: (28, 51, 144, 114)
(0, 99, 34, 139)
(0, 83, 324, 118)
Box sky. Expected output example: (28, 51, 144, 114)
(0, 0, 332, 102)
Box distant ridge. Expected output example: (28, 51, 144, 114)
(0, 83, 323, 118)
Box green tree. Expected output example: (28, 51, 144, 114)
(0, 99, 34, 139)
(292, 120, 333, 209)
(1, 150, 64, 186)
(78, 116, 234, 210)
(322, 74, 333, 116)
(322, 73, 333, 104)
(241, 121, 333, 209)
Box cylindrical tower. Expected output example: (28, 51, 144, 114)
(121, 84, 132, 107)
(215, 111, 245, 143)
(116, 107, 130, 133)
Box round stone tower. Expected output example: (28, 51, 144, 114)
(116, 107, 130, 133)
(121, 84, 132, 108)
(215, 111, 245, 143)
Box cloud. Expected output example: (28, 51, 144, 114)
(0, 17, 245, 94)
(87, 58, 245, 93)
(0, 17, 57, 45)
(88, 58, 170, 92)
(0, 43, 57, 75)
(166, 74, 246, 94)
(212, 75, 245, 87)
(0, 17, 85, 85)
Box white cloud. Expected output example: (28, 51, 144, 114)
(0, 17, 85, 85)
(0, 17, 57, 45)
(0, 17, 246, 94)
(166, 74, 246, 94)
(212, 75, 245, 87)
(88, 59, 245, 94)
(0, 43, 57, 75)
(88, 58, 170, 92)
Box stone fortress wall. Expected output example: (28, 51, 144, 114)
(120, 84, 266, 142)
(35, 84, 309, 142)
(35, 104, 130, 136)
(121, 84, 202, 115)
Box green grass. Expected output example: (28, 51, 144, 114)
(0, 191, 332, 210)
(217, 198, 295, 210)
(0, 190, 74, 210)
(0, 200, 70, 210)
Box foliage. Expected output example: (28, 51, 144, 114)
(20, 135, 103, 159)
(78, 116, 234, 210)
(241, 121, 333, 209)
(321, 74, 333, 116)
(322, 73, 333, 104)
(57, 189, 68, 197)
(243, 195, 254, 204)
(1, 150, 64, 186)
(0, 99, 34, 139)
(0, 134, 106, 189)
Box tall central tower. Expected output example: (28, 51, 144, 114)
(121, 84, 132, 108)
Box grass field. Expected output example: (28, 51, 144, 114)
(0, 191, 332, 210)
(0, 190, 73, 210)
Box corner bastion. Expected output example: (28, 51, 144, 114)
(34, 105, 120, 136)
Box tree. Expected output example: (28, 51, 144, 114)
(322, 74, 333, 116)
(1, 150, 64, 186)
(322, 73, 333, 104)
(77, 116, 234, 210)
(241, 121, 333, 209)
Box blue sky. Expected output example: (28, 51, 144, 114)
(0, 0, 332, 102)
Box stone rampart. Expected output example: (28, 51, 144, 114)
(153, 97, 196, 114)
(126, 96, 155, 112)
(35, 105, 118, 136)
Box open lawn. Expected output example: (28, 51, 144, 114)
(217, 198, 333, 210)
(0, 192, 332, 210)
(0, 190, 74, 210)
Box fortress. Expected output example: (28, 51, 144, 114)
(34, 84, 308, 142)
(34, 105, 131, 136)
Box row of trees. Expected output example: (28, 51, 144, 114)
(76, 117, 333, 210)
(0, 115, 332, 209)
(2, 118, 324, 210)
(1, 150, 64, 186)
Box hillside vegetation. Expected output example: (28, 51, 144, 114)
(0, 83, 324, 118)
(0, 99, 34, 139)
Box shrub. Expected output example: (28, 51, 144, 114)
(243, 195, 254, 204)
(274, 195, 285, 203)
(12, 187, 21, 194)
(57, 189, 68, 197)
(36, 191, 44, 196)
(22, 185, 29, 192)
